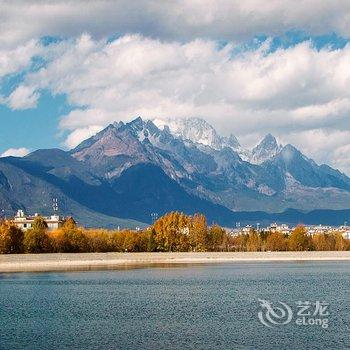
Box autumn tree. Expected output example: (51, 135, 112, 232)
(85, 229, 113, 252)
(266, 231, 287, 251)
(312, 233, 334, 251)
(49, 217, 87, 253)
(231, 234, 248, 251)
(24, 216, 51, 253)
(288, 225, 311, 251)
(153, 212, 190, 252)
(0, 221, 24, 254)
(246, 230, 262, 251)
(147, 228, 157, 252)
(189, 214, 208, 252)
(334, 232, 349, 251)
(208, 224, 227, 251)
(32, 216, 48, 230)
(122, 230, 147, 252)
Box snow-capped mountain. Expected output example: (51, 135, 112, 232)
(1, 116, 350, 227)
(250, 134, 282, 164)
(69, 116, 350, 213)
(153, 117, 251, 160)
(153, 117, 224, 149)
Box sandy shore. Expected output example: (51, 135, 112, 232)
(0, 251, 349, 273)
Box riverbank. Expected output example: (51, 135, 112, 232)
(0, 251, 349, 273)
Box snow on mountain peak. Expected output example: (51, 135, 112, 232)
(152, 117, 246, 153)
(153, 117, 222, 149)
(250, 134, 282, 164)
(107, 117, 283, 165)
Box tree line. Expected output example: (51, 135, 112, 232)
(0, 211, 349, 254)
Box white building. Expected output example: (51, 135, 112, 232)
(241, 225, 253, 234)
(306, 225, 333, 236)
(13, 210, 64, 231)
(264, 223, 292, 235)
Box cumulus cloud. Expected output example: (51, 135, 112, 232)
(0, 148, 30, 157)
(2, 33, 350, 173)
(1, 1, 350, 47)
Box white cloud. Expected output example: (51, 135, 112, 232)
(64, 124, 104, 149)
(1, 1, 350, 47)
(0, 39, 42, 77)
(15, 36, 350, 124)
(7, 85, 39, 109)
(2, 33, 350, 173)
(279, 129, 350, 173)
(0, 148, 30, 158)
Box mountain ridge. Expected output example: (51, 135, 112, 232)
(68, 117, 350, 213)
(1, 116, 350, 227)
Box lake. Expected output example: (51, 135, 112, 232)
(0, 262, 349, 349)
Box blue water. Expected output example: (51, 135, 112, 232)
(0, 262, 349, 350)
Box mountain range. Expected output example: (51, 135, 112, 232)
(1, 116, 350, 227)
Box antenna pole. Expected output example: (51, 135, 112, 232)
(52, 198, 59, 214)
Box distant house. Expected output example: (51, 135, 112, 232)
(13, 210, 64, 231)
(263, 223, 292, 235)
(242, 225, 253, 234)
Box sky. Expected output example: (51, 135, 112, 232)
(1, 0, 350, 173)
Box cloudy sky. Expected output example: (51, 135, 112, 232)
(1, 0, 350, 173)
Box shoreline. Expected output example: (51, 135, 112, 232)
(0, 251, 349, 273)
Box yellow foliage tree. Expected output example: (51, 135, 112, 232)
(246, 231, 262, 252)
(208, 224, 227, 251)
(189, 214, 208, 252)
(153, 212, 190, 252)
(23, 216, 51, 253)
(0, 221, 24, 254)
(266, 232, 287, 251)
(288, 225, 311, 251)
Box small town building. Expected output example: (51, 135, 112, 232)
(306, 224, 333, 236)
(13, 210, 64, 231)
(263, 223, 292, 235)
(242, 225, 253, 234)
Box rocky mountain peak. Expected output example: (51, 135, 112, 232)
(250, 134, 282, 164)
(152, 117, 246, 156)
(3, 115, 350, 226)
(226, 134, 241, 149)
(260, 133, 278, 147)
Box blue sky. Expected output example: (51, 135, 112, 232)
(1, 1, 350, 173)
(0, 93, 69, 152)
